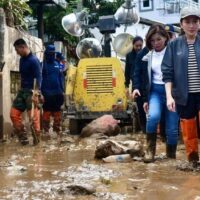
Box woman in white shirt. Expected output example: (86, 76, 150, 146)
(141, 24, 179, 163)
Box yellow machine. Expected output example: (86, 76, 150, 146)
(65, 57, 134, 134)
(62, 4, 180, 134)
(61, 4, 142, 134)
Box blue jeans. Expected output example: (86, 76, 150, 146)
(146, 84, 179, 145)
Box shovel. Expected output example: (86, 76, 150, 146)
(30, 78, 40, 145)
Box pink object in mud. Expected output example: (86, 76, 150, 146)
(80, 115, 121, 138)
(97, 115, 120, 128)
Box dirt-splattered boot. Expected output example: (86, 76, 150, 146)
(41, 131, 51, 141)
(18, 134, 29, 145)
(143, 133, 157, 163)
(180, 118, 199, 168)
(188, 152, 199, 168)
(31, 129, 40, 145)
(15, 128, 29, 145)
(166, 144, 177, 159)
(56, 131, 62, 145)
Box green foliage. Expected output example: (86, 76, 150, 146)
(30, 0, 124, 43)
(83, 0, 124, 15)
(0, 0, 31, 27)
(28, 0, 125, 61)
(83, 0, 124, 23)
(43, 6, 77, 43)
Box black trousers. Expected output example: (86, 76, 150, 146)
(135, 96, 146, 133)
(176, 93, 200, 138)
(43, 94, 64, 112)
(176, 93, 200, 119)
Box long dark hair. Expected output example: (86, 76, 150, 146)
(146, 24, 170, 50)
(132, 36, 143, 44)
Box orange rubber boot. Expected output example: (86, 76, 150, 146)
(180, 118, 199, 162)
(10, 107, 29, 145)
(42, 111, 51, 133)
(52, 111, 62, 134)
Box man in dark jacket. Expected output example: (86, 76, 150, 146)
(41, 45, 64, 140)
(10, 38, 42, 145)
(124, 36, 144, 133)
(131, 47, 148, 133)
(124, 36, 143, 95)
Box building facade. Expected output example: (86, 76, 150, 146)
(0, 9, 43, 139)
(137, 0, 200, 24)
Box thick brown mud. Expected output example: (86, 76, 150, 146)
(0, 133, 200, 200)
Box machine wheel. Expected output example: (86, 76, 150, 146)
(69, 119, 82, 135)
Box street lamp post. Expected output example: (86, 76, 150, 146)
(28, 0, 67, 41)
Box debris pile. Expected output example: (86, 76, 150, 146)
(95, 140, 144, 162)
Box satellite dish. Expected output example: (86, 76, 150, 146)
(62, 10, 86, 37)
(113, 33, 133, 57)
(76, 38, 102, 59)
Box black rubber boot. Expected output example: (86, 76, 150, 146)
(166, 144, 177, 159)
(188, 152, 199, 168)
(143, 133, 157, 163)
(16, 128, 29, 145)
(41, 132, 51, 141)
(18, 134, 29, 145)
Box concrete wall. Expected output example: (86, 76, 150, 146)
(0, 8, 43, 139)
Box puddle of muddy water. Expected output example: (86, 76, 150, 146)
(0, 134, 199, 200)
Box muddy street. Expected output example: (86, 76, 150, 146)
(0, 133, 200, 200)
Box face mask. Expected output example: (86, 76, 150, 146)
(45, 52, 55, 63)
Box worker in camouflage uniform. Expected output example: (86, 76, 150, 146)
(10, 38, 42, 145)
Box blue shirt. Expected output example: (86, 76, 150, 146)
(19, 53, 42, 90)
(41, 60, 64, 96)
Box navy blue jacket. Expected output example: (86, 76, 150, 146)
(125, 50, 137, 88)
(133, 47, 149, 92)
(19, 53, 42, 90)
(162, 35, 200, 106)
(41, 60, 64, 96)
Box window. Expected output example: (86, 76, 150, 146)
(143, 0, 150, 7)
(10, 71, 20, 96)
(165, 1, 180, 14)
(139, 0, 154, 12)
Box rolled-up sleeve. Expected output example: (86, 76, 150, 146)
(161, 42, 174, 83)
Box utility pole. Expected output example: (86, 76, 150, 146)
(28, 0, 67, 41)
(37, 3, 44, 41)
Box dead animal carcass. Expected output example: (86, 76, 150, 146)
(80, 115, 121, 138)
